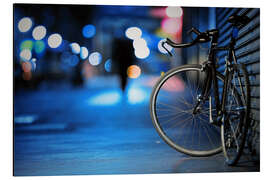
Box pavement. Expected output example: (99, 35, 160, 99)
(13, 76, 260, 176)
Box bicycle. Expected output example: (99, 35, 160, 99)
(150, 15, 251, 165)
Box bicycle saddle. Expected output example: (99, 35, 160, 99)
(227, 15, 250, 26)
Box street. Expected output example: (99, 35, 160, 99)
(14, 76, 259, 176)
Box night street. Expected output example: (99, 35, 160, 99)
(14, 77, 259, 176)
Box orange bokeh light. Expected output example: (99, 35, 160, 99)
(22, 71, 32, 81)
(21, 61, 32, 73)
(127, 65, 141, 79)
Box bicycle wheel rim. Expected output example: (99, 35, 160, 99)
(150, 64, 223, 156)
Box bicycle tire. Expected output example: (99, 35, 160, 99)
(150, 64, 223, 156)
(221, 63, 250, 165)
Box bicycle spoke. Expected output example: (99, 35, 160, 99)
(157, 102, 189, 113)
(182, 117, 194, 147)
(175, 117, 193, 142)
(167, 115, 193, 129)
(229, 118, 240, 149)
(157, 110, 187, 119)
(159, 112, 190, 126)
(199, 116, 216, 149)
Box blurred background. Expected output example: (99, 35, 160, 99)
(14, 5, 212, 92)
(13, 4, 260, 175)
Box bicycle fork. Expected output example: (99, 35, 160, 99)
(192, 65, 211, 114)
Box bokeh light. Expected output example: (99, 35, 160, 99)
(30, 58, 37, 71)
(104, 59, 112, 72)
(69, 55, 79, 67)
(166, 6, 183, 18)
(158, 39, 173, 54)
(48, 33, 62, 48)
(19, 49, 32, 61)
(89, 52, 102, 66)
(70, 43, 81, 54)
(82, 24, 96, 38)
(161, 18, 181, 34)
(163, 76, 185, 92)
(61, 51, 72, 63)
(87, 90, 121, 106)
(22, 72, 32, 81)
(127, 88, 147, 104)
(125, 27, 142, 40)
(80, 46, 88, 60)
(14, 115, 37, 124)
(127, 65, 141, 79)
(21, 61, 32, 72)
(134, 47, 150, 59)
(20, 40, 34, 51)
(60, 52, 79, 67)
(18, 17, 33, 33)
(133, 38, 147, 49)
(82, 61, 96, 79)
(32, 25, 47, 40)
(34, 40, 46, 54)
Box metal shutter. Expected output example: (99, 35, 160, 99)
(216, 8, 260, 157)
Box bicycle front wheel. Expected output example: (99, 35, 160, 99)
(221, 63, 250, 165)
(150, 64, 223, 156)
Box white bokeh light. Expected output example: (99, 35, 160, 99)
(18, 17, 33, 33)
(158, 39, 173, 54)
(125, 27, 142, 40)
(127, 88, 147, 104)
(134, 47, 150, 59)
(133, 38, 147, 49)
(48, 33, 62, 48)
(166, 6, 183, 18)
(70, 43, 80, 54)
(20, 49, 32, 61)
(32, 25, 47, 40)
(89, 52, 102, 66)
(31, 58, 37, 71)
(80, 46, 89, 60)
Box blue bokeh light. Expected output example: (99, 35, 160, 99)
(82, 24, 96, 38)
(69, 55, 79, 67)
(60, 52, 79, 67)
(104, 59, 112, 72)
(61, 51, 72, 63)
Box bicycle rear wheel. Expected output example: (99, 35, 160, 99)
(221, 63, 250, 165)
(150, 64, 223, 156)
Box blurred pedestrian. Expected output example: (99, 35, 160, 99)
(112, 38, 135, 92)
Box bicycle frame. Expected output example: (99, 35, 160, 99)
(198, 27, 239, 123)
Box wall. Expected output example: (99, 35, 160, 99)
(215, 8, 260, 159)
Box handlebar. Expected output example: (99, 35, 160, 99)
(161, 15, 249, 57)
(165, 37, 197, 48)
(161, 28, 212, 56)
